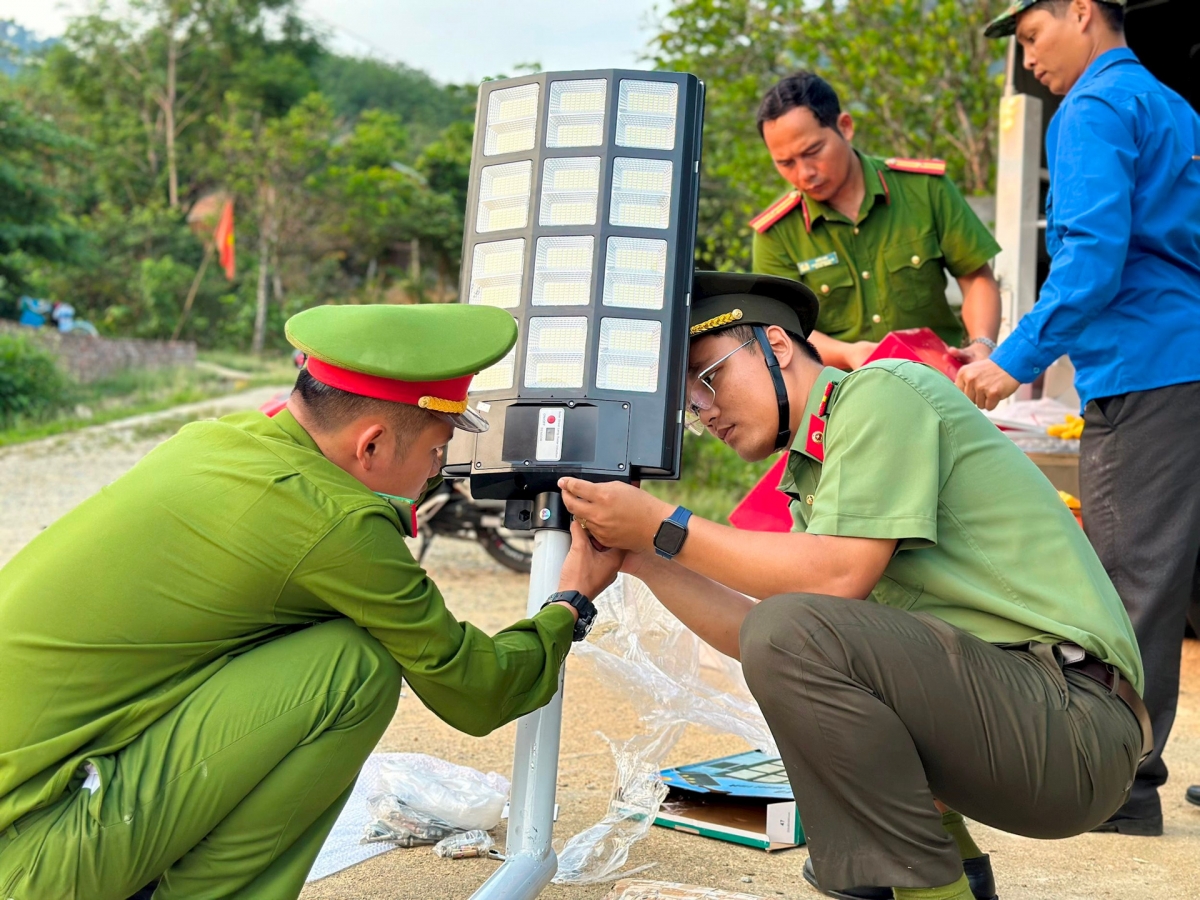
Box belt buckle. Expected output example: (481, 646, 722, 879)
(1058, 642, 1086, 666)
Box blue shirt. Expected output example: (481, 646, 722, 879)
(992, 49, 1200, 407)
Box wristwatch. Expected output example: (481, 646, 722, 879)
(653, 506, 693, 560)
(969, 336, 998, 351)
(542, 590, 597, 642)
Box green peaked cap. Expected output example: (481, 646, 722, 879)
(285, 303, 517, 380)
(689, 271, 820, 340)
(985, 0, 1126, 38)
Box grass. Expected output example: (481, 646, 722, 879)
(0, 352, 296, 448)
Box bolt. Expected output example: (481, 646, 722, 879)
(568, 401, 575, 407)
(618, 463, 625, 470)
(475, 461, 482, 468)
(623, 403, 629, 409)
(539, 508, 551, 521)
(524, 460, 530, 466)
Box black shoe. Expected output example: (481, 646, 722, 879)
(1090, 812, 1164, 836)
(963, 855, 999, 900)
(1186, 785, 1200, 807)
(803, 857, 892, 899)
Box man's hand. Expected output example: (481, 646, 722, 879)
(556, 520, 626, 607)
(947, 341, 993, 364)
(956, 358, 1021, 410)
(558, 477, 673, 553)
(843, 340, 879, 370)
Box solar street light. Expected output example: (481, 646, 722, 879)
(445, 69, 704, 899)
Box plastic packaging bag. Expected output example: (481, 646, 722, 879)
(361, 793, 457, 846)
(375, 754, 509, 831)
(433, 829, 496, 859)
(553, 575, 773, 884)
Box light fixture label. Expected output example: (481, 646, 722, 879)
(536, 408, 566, 462)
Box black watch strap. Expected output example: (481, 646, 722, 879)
(542, 590, 597, 642)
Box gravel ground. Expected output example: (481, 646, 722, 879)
(3, 390, 1198, 899)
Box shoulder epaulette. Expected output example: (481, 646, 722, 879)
(749, 191, 802, 234)
(885, 157, 947, 176)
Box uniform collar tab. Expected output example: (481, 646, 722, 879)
(789, 367, 848, 461)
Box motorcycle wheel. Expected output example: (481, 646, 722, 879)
(479, 527, 534, 573)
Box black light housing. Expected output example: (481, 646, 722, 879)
(444, 69, 705, 501)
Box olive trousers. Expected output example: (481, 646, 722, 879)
(739, 595, 1142, 893)
(0, 618, 401, 900)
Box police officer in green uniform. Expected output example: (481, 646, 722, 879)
(750, 71, 1003, 371)
(558, 272, 1151, 900)
(0, 303, 615, 900)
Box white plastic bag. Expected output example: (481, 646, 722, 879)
(376, 753, 509, 831)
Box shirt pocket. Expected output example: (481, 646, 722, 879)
(870, 573, 924, 610)
(800, 263, 859, 336)
(883, 233, 946, 311)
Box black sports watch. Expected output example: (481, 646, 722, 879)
(653, 506, 693, 560)
(542, 590, 598, 642)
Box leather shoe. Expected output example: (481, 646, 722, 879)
(1090, 812, 1163, 836)
(963, 855, 999, 900)
(803, 854, 999, 900)
(803, 857, 892, 899)
(1187, 785, 1200, 807)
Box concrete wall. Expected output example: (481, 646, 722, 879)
(0, 321, 196, 384)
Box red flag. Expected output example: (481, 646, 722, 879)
(214, 200, 236, 280)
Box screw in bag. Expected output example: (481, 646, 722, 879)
(433, 829, 495, 859)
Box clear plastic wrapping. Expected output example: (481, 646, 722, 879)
(553, 575, 773, 884)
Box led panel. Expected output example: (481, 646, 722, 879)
(484, 83, 539, 156)
(525, 316, 587, 388)
(546, 79, 607, 148)
(539, 157, 601, 226)
(597, 318, 661, 393)
(603, 237, 667, 309)
(533, 236, 594, 306)
(616, 80, 678, 150)
(610, 158, 673, 229)
(469, 238, 526, 308)
(470, 345, 517, 393)
(477, 160, 533, 233)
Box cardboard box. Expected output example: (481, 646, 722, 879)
(654, 751, 804, 852)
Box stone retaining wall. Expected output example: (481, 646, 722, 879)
(0, 320, 196, 383)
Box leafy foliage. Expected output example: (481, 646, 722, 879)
(0, 331, 69, 426)
(651, 0, 1007, 270)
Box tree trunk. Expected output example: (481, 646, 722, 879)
(164, 10, 179, 209)
(172, 241, 213, 341)
(409, 238, 420, 285)
(252, 228, 270, 353)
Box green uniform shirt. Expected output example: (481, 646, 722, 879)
(779, 360, 1144, 692)
(0, 409, 574, 832)
(751, 153, 1001, 346)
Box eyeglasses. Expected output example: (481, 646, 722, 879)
(684, 338, 754, 435)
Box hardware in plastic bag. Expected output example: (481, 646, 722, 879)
(434, 829, 496, 859)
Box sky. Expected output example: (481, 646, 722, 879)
(0, 0, 661, 85)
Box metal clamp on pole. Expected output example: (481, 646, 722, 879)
(470, 491, 570, 900)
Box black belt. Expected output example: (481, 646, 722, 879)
(1061, 644, 1154, 761)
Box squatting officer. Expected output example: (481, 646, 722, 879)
(560, 272, 1150, 900)
(0, 304, 613, 900)
(959, 0, 1200, 834)
(751, 71, 1003, 370)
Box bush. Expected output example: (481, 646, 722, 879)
(646, 431, 777, 524)
(0, 332, 70, 427)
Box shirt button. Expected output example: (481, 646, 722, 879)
(821, 284, 830, 294)
(911, 255, 921, 266)
(853, 227, 860, 235)
(805, 495, 814, 505)
(861, 271, 870, 280)
(872, 314, 882, 324)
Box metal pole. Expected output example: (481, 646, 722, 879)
(471, 493, 570, 900)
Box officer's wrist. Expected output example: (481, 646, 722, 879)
(550, 599, 580, 623)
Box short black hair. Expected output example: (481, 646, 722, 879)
(756, 71, 842, 137)
(722, 323, 823, 365)
(1032, 0, 1124, 31)
(292, 368, 443, 454)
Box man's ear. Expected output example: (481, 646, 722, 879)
(353, 422, 388, 471)
(765, 324, 795, 368)
(836, 111, 855, 143)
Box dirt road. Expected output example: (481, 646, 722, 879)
(3, 393, 1198, 899)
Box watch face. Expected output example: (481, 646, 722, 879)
(655, 520, 688, 556)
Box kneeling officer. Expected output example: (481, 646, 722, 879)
(0, 303, 615, 900)
(559, 272, 1151, 900)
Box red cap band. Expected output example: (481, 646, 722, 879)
(306, 357, 473, 406)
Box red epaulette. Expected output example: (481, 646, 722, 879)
(749, 191, 803, 234)
(885, 157, 947, 176)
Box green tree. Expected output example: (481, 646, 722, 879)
(651, 0, 1006, 269)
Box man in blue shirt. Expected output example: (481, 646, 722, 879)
(964, 0, 1200, 836)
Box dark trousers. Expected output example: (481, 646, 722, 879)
(740, 595, 1141, 892)
(1081, 379, 1200, 818)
